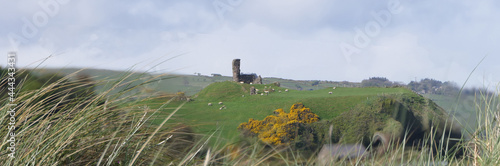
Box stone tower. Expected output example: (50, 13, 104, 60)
(232, 59, 241, 82)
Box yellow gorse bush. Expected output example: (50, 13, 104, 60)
(238, 103, 319, 145)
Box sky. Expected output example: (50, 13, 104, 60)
(1, 0, 499, 88)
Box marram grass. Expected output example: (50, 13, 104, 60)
(0, 69, 498, 165)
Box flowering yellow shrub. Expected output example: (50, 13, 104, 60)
(238, 103, 319, 145)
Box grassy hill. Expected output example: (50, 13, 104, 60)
(31, 68, 232, 95)
(28, 68, 479, 136)
(31, 68, 361, 95)
(162, 81, 413, 143)
(5, 68, 491, 165)
(424, 93, 499, 132)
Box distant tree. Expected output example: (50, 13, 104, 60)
(361, 77, 393, 87)
(438, 81, 459, 95)
(311, 81, 320, 86)
(408, 78, 452, 94)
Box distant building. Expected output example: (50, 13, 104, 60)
(211, 73, 222, 77)
(232, 59, 262, 84)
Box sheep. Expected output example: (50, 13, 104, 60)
(242, 95, 245, 97)
(264, 90, 269, 95)
(329, 92, 333, 94)
(285, 89, 289, 92)
(250, 82, 253, 85)
(240, 81, 244, 84)
(261, 93, 264, 96)
(208, 103, 213, 106)
(218, 102, 223, 105)
(279, 90, 282, 93)
(219, 105, 226, 110)
(333, 87, 336, 90)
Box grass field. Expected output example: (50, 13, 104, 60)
(151, 81, 412, 144)
(424, 94, 477, 131)
(2, 69, 499, 165)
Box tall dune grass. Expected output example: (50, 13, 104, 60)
(0, 69, 194, 165)
(1, 68, 498, 165)
(465, 85, 500, 165)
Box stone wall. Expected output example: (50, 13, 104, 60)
(232, 59, 262, 84)
(232, 59, 240, 82)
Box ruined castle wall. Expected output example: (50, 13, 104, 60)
(232, 59, 262, 84)
(232, 59, 241, 82)
(253, 75, 262, 84)
(240, 74, 257, 84)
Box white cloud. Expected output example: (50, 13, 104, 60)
(0, 0, 499, 88)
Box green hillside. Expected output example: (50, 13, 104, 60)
(7, 68, 480, 165)
(31, 68, 362, 95)
(28, 68, 477, 136)
(31, 68, 232, 95)
(163, 81, 413, 143)
(424, 93, 499, 132)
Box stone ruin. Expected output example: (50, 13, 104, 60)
(250, 86, 256, 95)
(232, 59, 262, 84)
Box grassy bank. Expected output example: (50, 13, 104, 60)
(163, 81, 411, 143)
(1, 69, 498, 165)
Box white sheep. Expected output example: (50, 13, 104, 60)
(240, 81, 244, 84)
(261, 93, 264, 96)
(329, 92, 333, 94)
(208, 103, 213, 106)
(242, 95, 245, 97)
(218, 101, 223, 105)
(333, 87, 336, 90)
(264, 90, 269, 95)
(285, 89, 289, 92)
(279, 90, 282, 93)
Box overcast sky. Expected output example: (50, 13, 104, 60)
(1, 0, 499, 88)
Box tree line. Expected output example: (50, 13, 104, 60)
(361, 77, 494, 96)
